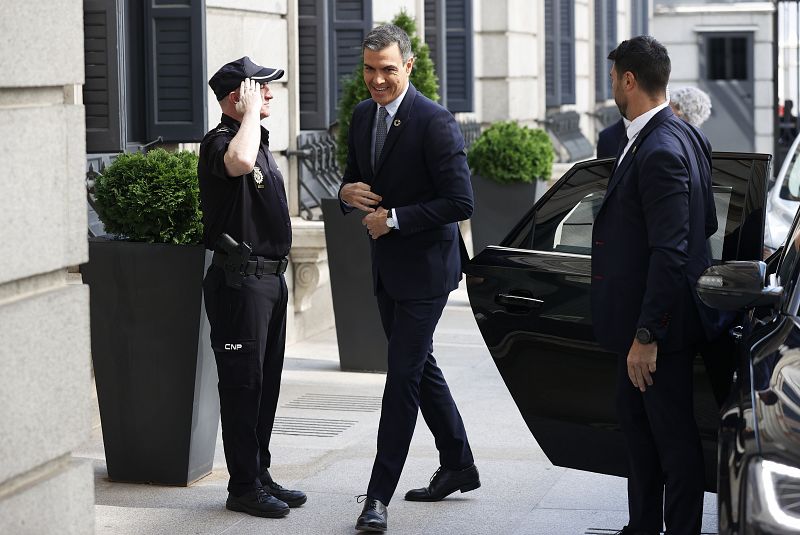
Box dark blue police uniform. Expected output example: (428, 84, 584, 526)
(198, 113, 291, 497)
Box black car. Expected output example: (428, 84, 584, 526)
(465, 153, 800, 533)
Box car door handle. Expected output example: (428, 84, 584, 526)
(495, 294, 544, 309)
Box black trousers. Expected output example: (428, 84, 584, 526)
(616, 346, 704, 535)
(202, 265, 287, 496)
(366, 285, 474, 504)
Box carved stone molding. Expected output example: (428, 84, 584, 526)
(289, 219, 328, 313)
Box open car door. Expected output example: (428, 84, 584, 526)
(465, 152, 771, 489)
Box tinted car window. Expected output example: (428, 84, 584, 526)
(528, 165, 608, 254)
(505, 160, 741, 263)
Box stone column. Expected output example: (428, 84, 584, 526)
(474, 0, 546, 125)
(0, 1, 93, 533)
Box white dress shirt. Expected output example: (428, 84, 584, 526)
(619, 100, 670, 163)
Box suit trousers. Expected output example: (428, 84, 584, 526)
(203, 265, 288, 496)
(366, 284, 474, 504)
(616, 346, 704, 535)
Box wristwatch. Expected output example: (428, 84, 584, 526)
(386, 209, 397, 229)
(635, 327, 655, 345)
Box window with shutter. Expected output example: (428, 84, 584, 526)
(631, 0, 649, 37)
(445, 0, 473, 112)
(425, 0, 473, 113)
(83, 0, 126, 153)
(144, 0, 207, 142)
(545, 0, 575, 106)
(329, 0, 372, 119)
(299, 0, 330, 130)
(83, 0, 207, 153)
(595, 0, 617, 102)
(559, 0, 575, 105)
(424, 0, 444, 105)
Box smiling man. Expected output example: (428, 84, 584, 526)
(337, 24, 478, 533)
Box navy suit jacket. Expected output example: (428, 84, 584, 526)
(596, 118, 626, 159)
(591, 107, 718, 355)
(340, 84, 474, 300)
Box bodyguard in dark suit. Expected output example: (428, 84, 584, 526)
(338, 24, 479, 533)
(591, 36, 716, 535)
(596, 117, 627, 158)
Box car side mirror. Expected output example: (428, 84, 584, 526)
(696, 261, 783, 311)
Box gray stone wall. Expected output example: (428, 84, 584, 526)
(474, 0, 547, 125)
(0, 0, 93, 533)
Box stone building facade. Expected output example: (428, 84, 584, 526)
(0, 1, 94, 533)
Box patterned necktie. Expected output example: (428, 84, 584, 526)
(374, 106, 388, 170)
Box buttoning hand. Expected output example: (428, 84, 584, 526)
(235, 78, 262, 118)
(627, 339, 657, 392)
(363, 207, 391, 240)
(340, 182, 382, 212)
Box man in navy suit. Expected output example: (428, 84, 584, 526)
(597, 117, 627, 158)
(338, 24, 479, 532)
(591, 36, 716, 535)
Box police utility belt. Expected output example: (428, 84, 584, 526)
(213, 233, 287, 288)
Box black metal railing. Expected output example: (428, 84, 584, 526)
(542, 110, 594, 162)
(459, 118, 482, 150)
(289, 131, 342, 221)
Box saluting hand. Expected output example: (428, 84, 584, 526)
(235, 78, 262, 118)
(627, 340, 657, 392)
(363, 207, 391, 240)
(341, 182, 382, 213)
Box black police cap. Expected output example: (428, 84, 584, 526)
(208, 56, 285, 101)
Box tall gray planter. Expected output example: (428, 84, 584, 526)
(81, 239, 220, 486)
(470, 174, 548, 255)
(321, 198, 388, 372)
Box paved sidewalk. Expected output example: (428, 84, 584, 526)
(75, 286, 719, 534)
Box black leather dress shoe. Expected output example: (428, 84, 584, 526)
(259, 470, 307, 507)
(225, 488, 289, 518)
(355, 496, 388, 532)
(405, 464, 481, 502)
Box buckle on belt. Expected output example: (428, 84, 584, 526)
(277, 258, 288, 275)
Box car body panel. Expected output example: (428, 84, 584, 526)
(465, 153, 771, 491)
(765, 133, 800, 252)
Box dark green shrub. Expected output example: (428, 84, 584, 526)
(335, 10, 440, 168)
(94, 148, 203, 244)
(467, 122, 555, 184)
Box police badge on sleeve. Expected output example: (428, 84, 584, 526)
(252, 165, 265, 189)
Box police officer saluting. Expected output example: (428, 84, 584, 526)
(199, 56, 305, 518)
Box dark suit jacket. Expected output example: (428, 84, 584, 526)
(591, 107, 717, 355)
(340, 83, 474, 300)
(597, 118, 626, 159)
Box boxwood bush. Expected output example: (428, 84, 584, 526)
(467, 121, 555, 184)
(94, 148, 203, 244)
